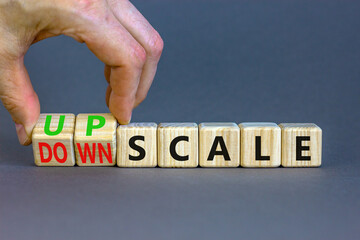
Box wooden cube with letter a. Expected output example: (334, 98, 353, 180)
(199, 123, 240, 167)
(32, 113, 75, 166)
(74, 113, 117, 166)
(239, 122, 281, 167)
(279, 123, 322, 167)
(158, 123, 198, 168)
(117, 123, 157, 167)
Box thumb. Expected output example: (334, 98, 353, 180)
(0, 56, 40, 145)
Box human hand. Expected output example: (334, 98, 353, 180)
(0, 0, 163, 145)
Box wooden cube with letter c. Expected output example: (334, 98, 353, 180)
(158, 123, 198, 168)
(239, 122, 281, 167)
(32, 113, 76, 166)
(279, 123, 322, 167)
(199, 122, 240, 167)
(74, 113, 117, 166)
(117, 123, 157, 167)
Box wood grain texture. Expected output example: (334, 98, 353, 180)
(117, 123, 157, 167)
(239, 122, 281, 167)
(158, 123, 198, 168)
(32, 114, 75, 166)
(74, 113, 117, 166)
(279, 123, 322, 167)
(199, 123, 240, 167)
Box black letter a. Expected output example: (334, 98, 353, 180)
(207, 136, 231, 161)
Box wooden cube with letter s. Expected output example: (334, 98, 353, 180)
(117, 123, 157, 167)
(32, 113, 76, 166)
(74, 113, 117, 166)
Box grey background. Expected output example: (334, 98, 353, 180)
(1, 0, 359, 239)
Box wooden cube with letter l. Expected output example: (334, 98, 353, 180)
(32, 113, 76, 166)
(74, 113, 117, 166)
(239, 122, 281, 167)
(279, 123, 322, 167)
(117, 123, 157, 167)
(199, 123, 240, 167)
(158, 123, 198, 168)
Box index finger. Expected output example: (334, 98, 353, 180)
(71, 8, 146, 123)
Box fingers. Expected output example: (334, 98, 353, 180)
(78, 10, 145, 124)
(0, 0, 162, 146)
(107, 0, 163, 107)
(0, 56, 40, 145)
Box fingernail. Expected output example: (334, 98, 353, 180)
(119, 113, 132, 125)
(15, 123, 31, 145)
(122, 117, 132, 125)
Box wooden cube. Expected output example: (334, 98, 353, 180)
(158, 123, 198, 168)
(199, 123, 240, 167)
(117, 123, 157, 167)
(279, 123, 322, 167)
(32, 113, 75, 166)
(239, 122, 281, 167)
(74, 113, 117, 166)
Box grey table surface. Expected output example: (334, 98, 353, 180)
(1, 1, 359, 239)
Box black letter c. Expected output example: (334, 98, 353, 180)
(170, 136, 189, 161)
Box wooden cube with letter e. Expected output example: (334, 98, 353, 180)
(74, 113, 117, 166)
(32, 113, 76, 166)
(279, 123, 322, 167)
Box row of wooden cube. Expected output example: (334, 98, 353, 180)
(32, 113, 322, 167)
